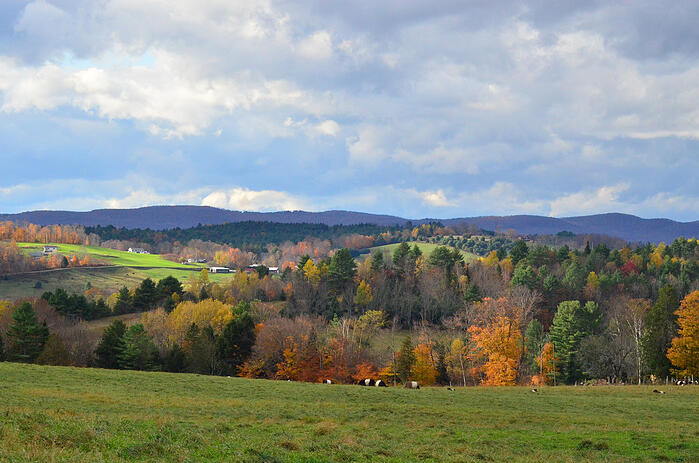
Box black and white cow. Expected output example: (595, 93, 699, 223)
(321, 379, 333, 384)
(405, 381, 420, 389)
(358, 378, 375, 386)
(375, 379, 387, 387)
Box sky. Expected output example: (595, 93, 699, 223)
(0, 0, 698, 221)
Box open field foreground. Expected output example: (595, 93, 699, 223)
(0, 364, 697, 462)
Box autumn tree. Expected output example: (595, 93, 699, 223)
(113, 286, 133, 315)
(412, 343, 437, 385)
(468, 316, 522, 386)
(667, 291, 699, 377)
(354, 280, 373, 311)
(6, 302, 49, 363)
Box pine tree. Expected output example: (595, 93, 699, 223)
(133, 278, 158, 311)
(392, 242, 411, 269)
(0, 334, 5, 361)
(642, 284, 679, 378)
(464, 283, 482, 303)
(113, 287, 133, 315)
(163, 344, 187, 373)
(370, 250, 384, 271)
(524, 319, 546, 374)
(549, 301, 600, 383)
(396, 335, 415, 382)
(95, 320, 126, 369)
(36, 334, 72, 366)
(216, 303, 256, 375)
(435, 346, 450, 385)
(6, 302, 49, 363)
(117, 324, 159, 371)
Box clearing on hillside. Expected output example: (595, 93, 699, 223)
(0, 363, 697, 462)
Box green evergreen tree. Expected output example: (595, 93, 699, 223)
(410, 244, 423, 260)
(435, 346, 449, 385)
(188, 325, 217, 375)
(549, 301, 600, 383)
(6, 302, 49, 363)
(163, 344, 187, 373)
(392, 242, 411, 268)
(370, 250, 384, 271)
(36, 334, 72, 366)
(510, 240, 529, 266)
(464, 283, 482, 303)
(117, 324, 159, 371)
(216, 302, 256, 375)
(113, 286, 133, 315)
(396, 335, 416, 382)
(95, 319, 127, 369)
(157, 276, 183, 299)
(0, 333, 5, 361)
(510, 264, 540, 291)
(328, 248, 357, 291)
(641, 284, 679, 378)
(133, 278, 158, 311)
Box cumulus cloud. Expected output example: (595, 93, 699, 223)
(201, 187, 311, 212)
(0, 1, 697, 220)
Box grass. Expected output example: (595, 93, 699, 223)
(15, 243, 204, 269)
(0, 363, 697, 462)
(361, 241, 478, 263)
(0, 244, 234, 299)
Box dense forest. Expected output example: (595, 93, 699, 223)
(85, 222, 402, 252)
(1, 236, 697, 387)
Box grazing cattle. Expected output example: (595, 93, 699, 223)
(405, 381, 420, 389)
(358, 378, 375, 386)
(446, 387, 455, 391)
(375, 379, 387, 387)
(531, 389, 538, 393)
(653, 389, 666, 394)
(321, 379, 333, 384)
(677, 380, 686, 386)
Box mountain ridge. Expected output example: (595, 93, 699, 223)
(1, 206, 696, 243)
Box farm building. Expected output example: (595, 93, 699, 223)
(43, 245, 58, 254)
(209, 267, 231, 273)
(127, 248, 149, 254)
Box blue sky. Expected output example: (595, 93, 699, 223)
(0, 0, 697, 221)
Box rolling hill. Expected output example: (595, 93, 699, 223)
(1, 206, 697, 243)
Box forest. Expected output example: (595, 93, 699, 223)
(1, 232, 697, 387)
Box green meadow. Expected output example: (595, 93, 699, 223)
(362, 241, 478, 263)
(0, 363, 696, 462)
(0, 244, 234, 299)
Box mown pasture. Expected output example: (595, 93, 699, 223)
(0, 363, 696, 462)
(360, 241, 478, 263)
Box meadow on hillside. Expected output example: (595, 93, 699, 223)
(1, 363, 697, 463)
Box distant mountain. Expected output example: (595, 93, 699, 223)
(1, 206, 696, 243)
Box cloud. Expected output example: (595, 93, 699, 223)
(549, 184, 630, 217)
(0, 1, 698, 220)
(201, 187, 310, 212)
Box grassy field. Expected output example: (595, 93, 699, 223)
(361, 241, 478, 263)
(0, 363, 696, 462)
(15, 243, 204, 269)
(0, 244, 235, 299)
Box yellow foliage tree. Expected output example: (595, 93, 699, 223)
(168, 299, 234, 344)
(412, 343, 437, 385)
(354, 280, 373, 309)
(483, 250, 499, 267)
(667, 291, 699, 377)
(303, 259, 321, 285)
(447, 338, 468, 386)
(468, 316, 522, 386)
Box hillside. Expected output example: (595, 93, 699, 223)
(1, 363, 697, 462)
(2, 206, 696, 243)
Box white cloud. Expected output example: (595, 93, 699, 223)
(297, 30, 333, 60)
(315, 119, 340, 137)
(201, 187, 310, 212)
(548, 184, 630, 217)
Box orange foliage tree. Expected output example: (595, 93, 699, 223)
(667, 291, 699, 377)
(468, 316, 522, 385)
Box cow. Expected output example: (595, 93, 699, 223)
(358, 378, 375, 386)
(375, 379, 387, 387)
(653, 389, 666, 394)
(531, 388, 538, 393)
(405, 381, 420, 389)
(321, 379, 333, 384)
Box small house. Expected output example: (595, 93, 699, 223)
(209, 267, 230, 273)
(43, 245, 58, 254)
(128, 247, 148, 254)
